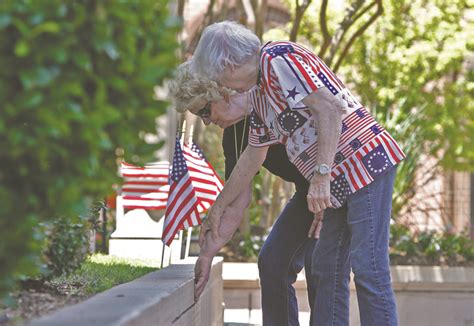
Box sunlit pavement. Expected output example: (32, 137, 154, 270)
(224, 309, 310, 325)
(223, 262, 310, 326)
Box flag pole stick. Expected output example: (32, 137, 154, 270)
(184, 123, 195, 259)
(173, 118, 187, 265)
(161, 114, 185, 269)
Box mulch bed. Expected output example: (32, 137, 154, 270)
(0, 279, 89, 326)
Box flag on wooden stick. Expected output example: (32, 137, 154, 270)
(183, 141, 224, 216)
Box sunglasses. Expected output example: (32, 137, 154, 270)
(195, 102, 211, 118)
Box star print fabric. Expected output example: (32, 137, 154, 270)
(247, 41, 406, 208)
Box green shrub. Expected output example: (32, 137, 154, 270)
(0, 0, 179, 295)
(43, 216, 91, 277)
(42, 201, 103, 277)
(390, 224, 474, 266)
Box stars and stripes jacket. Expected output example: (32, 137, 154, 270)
(248, 41, 406, 208)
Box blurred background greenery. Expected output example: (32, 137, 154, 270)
(0, 0, 179, 296)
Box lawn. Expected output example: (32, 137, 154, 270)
(49, 254, 159, 295)
(1, 254, 159, 325)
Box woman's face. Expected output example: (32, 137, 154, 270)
(188, 92, 249, 129)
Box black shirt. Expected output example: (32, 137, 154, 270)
(222, 119, 309, 195)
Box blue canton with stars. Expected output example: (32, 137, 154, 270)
(331, 174, 351, 205)
(250, 111, 266, 129)
(341, 122, 348, 133)
(361, 144, 394, 179)
(277, 107, 307, 135)
(190, 142, 207, 161)
(355, 108, 366, 118)
(170, 137, 189, 182)
(265, 44, 295, 58)
(298, 151, 310, 163)
(334, 151, 345, 164)
(350, 138, 362, 151)
(370, 124, 381, 135)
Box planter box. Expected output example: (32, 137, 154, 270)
(223, 263, 474, 326)
(27, 257, 223, 326)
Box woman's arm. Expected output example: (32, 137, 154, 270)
(205, 144, 268, 241)
(195, 184, 252, 299)
(302, 87, 344, 232)
(198, 184, 252, 250)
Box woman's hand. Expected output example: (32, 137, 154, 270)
(307, 174, 332, 213)
(194, 255, 213, 300)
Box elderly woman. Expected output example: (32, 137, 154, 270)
(169, 61, 319, 325)
(192, 21, 406, 326)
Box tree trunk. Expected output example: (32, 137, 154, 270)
(254, 0, 268, 40)
(290, 0, 312, 42)
(177, 0, 186, 18)
(259, 170, 274, 229)
(268, 177, 282, 228)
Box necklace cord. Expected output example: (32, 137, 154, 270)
(233, 92, 249, 160)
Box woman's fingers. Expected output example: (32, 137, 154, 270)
(194, 265, 210, 300)
(308, 217, 318, 238)
(314, 215, 323, 239)
(308, 210, 324, 238)
(195, 278, 206, 300)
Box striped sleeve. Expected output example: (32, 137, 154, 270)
(270, 51, 326, 109)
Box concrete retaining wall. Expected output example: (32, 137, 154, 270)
(27, 257, 223, 326)
(223, 264, 474, 326)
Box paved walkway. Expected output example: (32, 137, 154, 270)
(222, 262, 310, 326)
(221, 262, 474, 326)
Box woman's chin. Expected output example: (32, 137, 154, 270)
(217, 117, 245, 129)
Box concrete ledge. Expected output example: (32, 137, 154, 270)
(223, 263, 474, 291)
(223, 263, 474, 326)
(27, 257, 223, 326)
(391, 265, 474, 291)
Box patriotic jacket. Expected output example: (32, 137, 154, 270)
(248, 41, 406, 208)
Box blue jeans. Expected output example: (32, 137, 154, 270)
(311, 167, 398, 326)
(258, 191, 318, 326)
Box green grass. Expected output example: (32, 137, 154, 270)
(49, 254, 159, 296)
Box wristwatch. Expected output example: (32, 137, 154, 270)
(314, 164, 331, 176)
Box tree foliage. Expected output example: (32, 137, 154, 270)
(339, 0, 473, 215)
(268, 0, 473, 219)
(0, 0, 179, 294)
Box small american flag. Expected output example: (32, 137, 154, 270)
(120, 161, 170, 210)
(183, 141, 224, 219)
(163, 137, 200, 246)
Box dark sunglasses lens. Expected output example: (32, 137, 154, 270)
(198, 103, 211, 118)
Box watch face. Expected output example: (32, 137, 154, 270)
(319, 164, 330, 174)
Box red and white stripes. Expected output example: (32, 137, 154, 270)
(120, 161, 169, 210)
